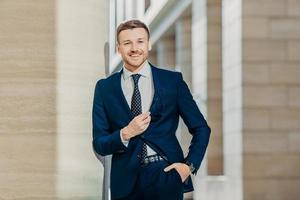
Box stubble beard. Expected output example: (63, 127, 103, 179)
(124, 51, 148, 70)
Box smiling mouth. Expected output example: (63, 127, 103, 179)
(130, 54, 140, 58)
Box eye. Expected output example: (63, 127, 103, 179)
(138, 40, 144, 43)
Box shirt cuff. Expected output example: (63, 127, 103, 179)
(185, 160, 196, 174)
(120, 128, 129, 147)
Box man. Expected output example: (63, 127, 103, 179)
(92, 19, 210, 200)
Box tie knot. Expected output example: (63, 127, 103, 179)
(132, 74, 141, 85)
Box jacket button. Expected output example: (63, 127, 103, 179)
(137, 154, 141, 158)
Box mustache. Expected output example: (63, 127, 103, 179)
(129, 50, 143, 55)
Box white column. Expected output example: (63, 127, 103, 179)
(222, 0, 243, 199)
(192, 1, 209, 199)
(56, 0, 109, 199)
(116, 0, 124, 24)
(125, 0, 133, 19)
(109, 0, 116, 68)
(136, 0, 145, 18)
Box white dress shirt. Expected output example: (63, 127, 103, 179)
(120, 61, 156, 156)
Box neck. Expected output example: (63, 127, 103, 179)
(124, 60, 147, 73)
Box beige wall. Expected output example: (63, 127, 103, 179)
(0, 0, 108, 199)
(156, 35, 176, 68)
(206, 0, 223, 176)
(0, 0, 56, 199)
(242, 0, 300, 199)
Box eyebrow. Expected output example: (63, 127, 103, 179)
(121, 37, 146, 43)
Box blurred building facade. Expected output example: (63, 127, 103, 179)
(109, 0, 300, 200)
(1, 0, 300, 200)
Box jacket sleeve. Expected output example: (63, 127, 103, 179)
(176, 73, 211, 174)
(92, 80, 127, 156)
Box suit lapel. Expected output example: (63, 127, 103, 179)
(149, 64, 164, 119)
(113, 69, 133, 120)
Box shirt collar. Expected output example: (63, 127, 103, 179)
(122, 61, 151, 80)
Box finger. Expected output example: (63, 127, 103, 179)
(138, 112, 151, 120)
(164, 164, 176, 172)
(142, 117, 151, 126)
(142, 116, 151, 124)
(137, 119, 148, 128)
(138, 116, 151, 126)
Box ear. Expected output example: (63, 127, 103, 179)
(148, 40, 152, 51)
(116, 43, 120, 54)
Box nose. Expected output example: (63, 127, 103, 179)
(130, 42, 137, 51)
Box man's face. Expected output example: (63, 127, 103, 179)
(117, 28, 151, 71)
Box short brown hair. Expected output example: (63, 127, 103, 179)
(116, 19, 150, 43)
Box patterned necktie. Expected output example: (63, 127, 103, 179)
(131, 74, 147, 160)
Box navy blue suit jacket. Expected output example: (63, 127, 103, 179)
(92, 64, 211, 199)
